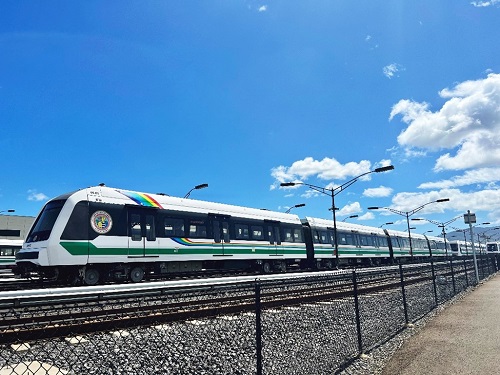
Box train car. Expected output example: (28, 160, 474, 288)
(486, 241, 500, 254)
(426, 236, 448, 257)
(0, 239, 23, 269)
(381, 229, 446, 259)
(15, 185, 307, 285)
(302, 217, 392, 267)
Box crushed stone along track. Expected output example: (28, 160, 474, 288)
(0, 264, 459, 345)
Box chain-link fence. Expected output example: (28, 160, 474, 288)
(0, 255, 497, 375)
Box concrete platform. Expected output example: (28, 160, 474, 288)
(381, 273, 500, 374)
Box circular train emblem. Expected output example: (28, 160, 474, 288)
(91, 211, 113, 234)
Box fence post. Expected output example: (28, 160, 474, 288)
(399, 264, 409, 325)
(430, 259, 439, 307)
(449, 259, 456, 295)
(255, 281, 263, 375)
(463, 258, 469, 287)
(352, 270, 363, 355)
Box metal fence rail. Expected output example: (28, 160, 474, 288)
(0, 255, 497, 375)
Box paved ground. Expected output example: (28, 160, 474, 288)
(381, 273, 500, 374)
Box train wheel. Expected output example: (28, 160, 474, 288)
(130, 267, 145, 283)
(324, 260, 334, 270)
(262, 262, 272, 274)
(84, 268, 100, 286)
(279, 261, 287, 273)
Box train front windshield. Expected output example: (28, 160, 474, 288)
(26, 200, 66, 243)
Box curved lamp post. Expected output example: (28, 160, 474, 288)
(285, 203, 305, 214)
(368, 198, 450, 256)
(379, 222, 393, 228)
(341, 215, 359, 222)
(281, 164, 394, 264)
(411, 215, 462, 256)
(184, 183, 209, 199)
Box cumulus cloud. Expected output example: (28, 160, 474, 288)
(28, 190, 48, 202)
(471, 0, 500, 7)
(357, 212, 375, 221)
(383, 63, 405, 79)
(338, 202, 362, 216)
(418, 167, 500, 189)
(258, 5, 268, 12)
(387, 188, 500, 218)
(271, 156, 392, 186)
(390, 73, 500, 171)
(363, 185, 393, 198)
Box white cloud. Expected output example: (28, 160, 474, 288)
(363, 185, 393, 198)
(27, 190, 48, 202)
(338, 202, 362, 216)
(390, 73, 500, 171)
(258, 5, 268, 12)
(383, 63, 405, 79)
(357, 212, 375, 221)
(389, 188, 500, 216)
(271, 156, 390, 184)
(471, 0, 500, 7)
(418, 168, 500, 189)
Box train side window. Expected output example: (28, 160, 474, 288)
(378, 236, 388, 247)
(359, 235, 368, 246)
(251, 225, 264, 240)
(319, 231, 328, 244)
(327, 230, 335, 245)
(164, 218, 185, 237)
(0, 248, 14, 256)
(345, 233, 355, 245)
(338, 232, 347, 245)
(283, 227, 293, 242)
(235, 224, 250, 240)
(145, 215, 156, 241)
(313, 230, 320, 243)
(130, 214, 142, 241)
(189, 220, 207, 238)
(294, 228, 303, 243)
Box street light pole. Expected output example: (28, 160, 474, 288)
(285, 203, 305, 214)
(368, 198, 450, 257)
(341, 215, 359, 222)
(411, 215, 462, 256)
(379, 222, 394, 228)
(183, 183, 209, 199)
(281, 165, 394, 266)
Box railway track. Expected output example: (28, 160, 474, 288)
(0, 258, 460, 292)
(0, 263, 464, 345)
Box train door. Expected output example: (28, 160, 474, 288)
(128, 208, 158, 257)
(266, 222, 282, 255)
(211, 214, 231, 256)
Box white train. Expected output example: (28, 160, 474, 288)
(486, 242, 500, 254)
(15, 185, 450, 285)
(0, 238, 23, 269)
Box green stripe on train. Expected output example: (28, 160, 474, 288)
(60, 242, 307, 257)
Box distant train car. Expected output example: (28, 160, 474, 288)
(0, 239, 23, 269)
(15, 185, 307, 285)
(486, 242, 500, 254)
(449, 240, 469, 256)
(302, 217, 392, 268)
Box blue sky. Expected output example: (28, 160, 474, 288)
(1, 1, 500, 237)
